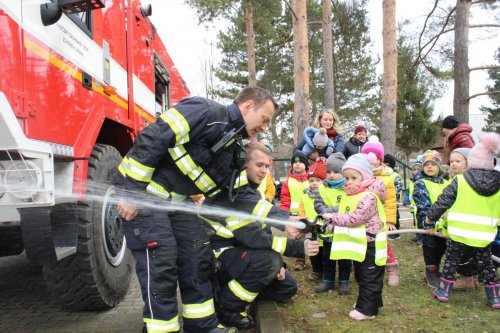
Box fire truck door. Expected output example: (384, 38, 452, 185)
(128, 3, 155, 126)
(0, 1, 24, 118)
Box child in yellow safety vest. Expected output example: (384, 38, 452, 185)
(280, 151, 309, 270)
(313, 152, 352, 295)
(361, 137, 400, 286)
(412, 150, 450, 289)
(322, 153, 387, 321)
(426, 133, 500, 309)
(404, 156, 423, 244)
(446, 147, 479, 291)
(297, 160, 328, 283)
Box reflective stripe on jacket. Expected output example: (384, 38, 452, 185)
(446, 175, 500, 247)
(330, 192, 387, 265)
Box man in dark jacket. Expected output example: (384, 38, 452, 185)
(343, 124, 367, 159)
(441, 115, 475, 163)
(114, 87, 278, 333)
(201, 142, 319, 330)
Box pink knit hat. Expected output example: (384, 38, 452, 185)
(467, 132, 500, 170)
(342, 152, 377, 180)
(361, 136, 385, 162)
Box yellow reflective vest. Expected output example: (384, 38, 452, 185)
(422, 179, 449, 204)
(330, 192, 387, 265)
(288, 177, 308, 214)
(446, 175, 500, 248)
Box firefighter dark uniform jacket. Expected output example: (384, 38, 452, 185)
(114, 97, 246, 199)
(201, 170, 306, 259)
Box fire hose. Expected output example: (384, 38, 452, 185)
(300, 216, 500, 264)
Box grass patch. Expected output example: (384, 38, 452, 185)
(278, 233, 498, 333)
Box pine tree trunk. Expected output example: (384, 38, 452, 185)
(453, 0, 471, 123)
(245, 2, 257, 87)
(381, 0, 397, 154)
(292, 0, 311, 144)
(322, 0, 335, 110)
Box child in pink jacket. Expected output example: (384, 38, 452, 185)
(322, 153, 387, 320)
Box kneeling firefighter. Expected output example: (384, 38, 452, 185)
(199, 142, 320, 330)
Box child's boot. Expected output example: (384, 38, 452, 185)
(425, 265, 440, 288)
(386, 263, 400, 286)
(433, 277, 455, 302)
(454, 275, 476, 291)
(315, 280, 334, 293)
(484, 283, 500, 309)
(338, 280, 350, 295)
(292, 258, 305, 271)
(348, 309, 375, 320)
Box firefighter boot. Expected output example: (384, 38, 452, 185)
(386, 263, 400, 287)
(484, 284, 500, 309)
(315, 281, 334, 293)
(219, 311, 255, 330)
(433, 277, 455, 302)
(208, 325, 239, 333)
(454, 275, 476, 291)
(425, 265, 440, 289)
(338, 280, 350, 295)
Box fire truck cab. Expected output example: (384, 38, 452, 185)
(0, 0, 190, 310)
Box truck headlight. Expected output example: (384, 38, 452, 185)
(3, 160, 43, 201)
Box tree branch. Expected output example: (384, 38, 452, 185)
(469, 65, 500, 72)
(467, 90, 500, 100)
(413, 1, 455, 70)
(283, 0, 298, 21)
(469, 24, 500, 29)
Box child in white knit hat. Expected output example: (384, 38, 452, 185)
(427, 133, 500, 308)
(322, 153, 388, 320)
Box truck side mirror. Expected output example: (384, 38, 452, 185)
(41, 0, 105, 26)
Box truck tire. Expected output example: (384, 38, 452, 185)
(43, 144, 133, 310)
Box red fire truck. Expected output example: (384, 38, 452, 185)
(0, 0, 190, 310)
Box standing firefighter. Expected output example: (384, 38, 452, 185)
(114, 87, 278, 333)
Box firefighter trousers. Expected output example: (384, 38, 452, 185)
(216, 248, 284, 314)
(124, 206, 218, 333)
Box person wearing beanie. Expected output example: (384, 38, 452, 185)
(404, 157, 424, 245)
(426, 133, 500, 308)
(449, 147, 470, 178)
(321, 152, 388, 320)
(361, 136, 385, 163)
(307, 152, 352, 295)
(441, 115, 475, 163)
(295, 127, 337, 162)
(361, 138, 400, 286)
(442, 115, 460, 130)
(326, 152, 346, 173)
(297, 160, 329, 282)
(343, 124, 367, 159)
(383, 154, 404, 241)
(412, 150, 450, 289)
(295, 109, 346, 160)
(290, 151, 309, 169)
(280, 151, 311, 270)
(445, 146, 477, 290)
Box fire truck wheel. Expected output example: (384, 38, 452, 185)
(43, 144, 133, 310)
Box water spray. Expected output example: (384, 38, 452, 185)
(60, 182, 306, 229)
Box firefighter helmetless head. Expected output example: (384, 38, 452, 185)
(244, 142, 272, 185)
(235, 87, 278, 137)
